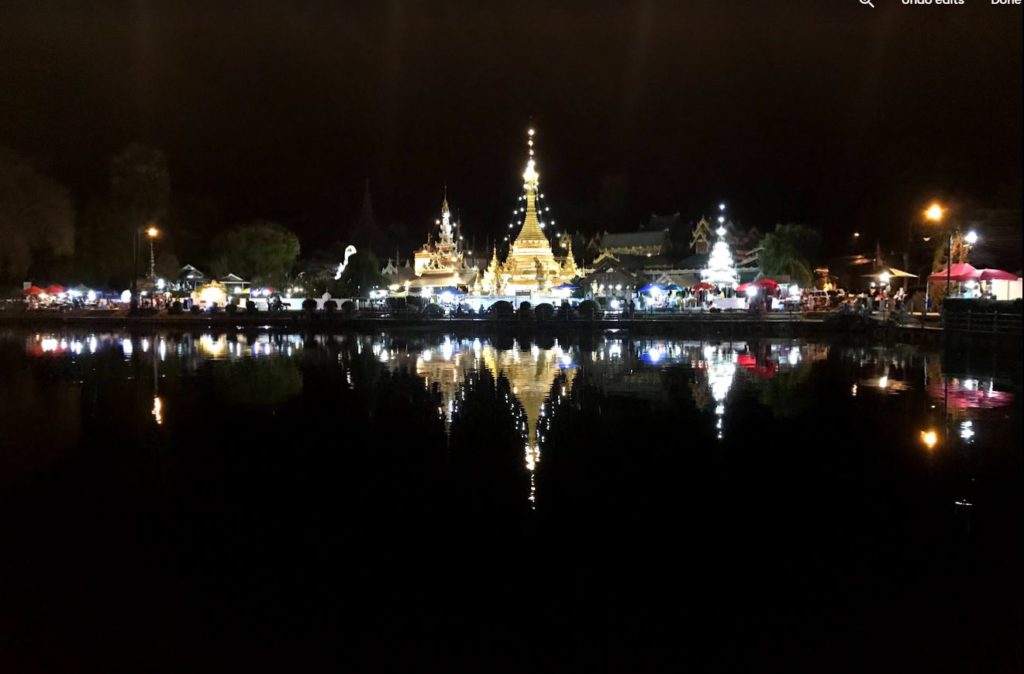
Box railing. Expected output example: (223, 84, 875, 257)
(943, 309, 1022, 335)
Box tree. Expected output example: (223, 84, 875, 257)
(213, 220, 300, 286)
(758, 223, 821, 287)
(110, 143, 170, 228)
(333, 249, 384, 298)
(73, 143, 171, 287)
(0, 146, 75, 282)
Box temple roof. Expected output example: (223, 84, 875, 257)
(599, 230, 669, 251)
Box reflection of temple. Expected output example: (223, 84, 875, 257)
(475, 129, 578, 295)
(389, 337, 577, 505)
(480, 342, 576, 477)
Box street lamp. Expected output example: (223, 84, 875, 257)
(924, 203, 956, 305)
(925, 202, 981, 310)
(131, 224, 160, 309)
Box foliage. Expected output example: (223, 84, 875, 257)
(110, 143, 170, 227)
(154, 250, 180, 280)
(213, 220, 300, 286)
(758, 223, 820, 287)
(486, 300, 514, 318)
(333, 249, 384, 298)
(72, 143, 171, 287)
(578, 299, 600, 319)
(570, 276, 588, 299)
(0, 146, 75, 281)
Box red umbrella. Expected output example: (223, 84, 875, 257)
(928, 263, 979, 282)
(735, 282, 752, 293)
(44, 284, 65, 294)
(755, 278, 779, 289)
(976, 268, 1018, 281)
(692, 282, 715, 291)
(24, 285, 44, 295)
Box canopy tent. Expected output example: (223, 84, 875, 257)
(664, 283, 683, 292)
(639, 283, 666, 294)
(754, 278, 779, 289)
(736, 282, 753, 293)
(554, 283, 578, 290)
(23, 285, 44, 295)
(691, 282, 715, 291)
(44, 284, 65, 295)
(436, 286, 465, 296)
(928, 263, 979, 282)
(862, 267, 918, 279)
(976, 268, 1018, 281)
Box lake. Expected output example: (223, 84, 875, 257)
(1, 328, 1020, 672)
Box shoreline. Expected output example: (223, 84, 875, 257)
(0, 310, 954, 343)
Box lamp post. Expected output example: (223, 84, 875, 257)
(924, 203, 951, 301)
(924, 203, 979, 312)
(131, 225, 159, 309)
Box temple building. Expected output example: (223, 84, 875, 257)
(406, 193, 478, 292)
(489, 129, 579, 296)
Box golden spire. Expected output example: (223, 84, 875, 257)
(512, 127, 549, 247)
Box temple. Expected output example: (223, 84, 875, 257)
(484, 129, 578, 296)
(408, 192, 478, 292)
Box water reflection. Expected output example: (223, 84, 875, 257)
(11, 329, 1019, 507)
(382, 336, 577, 507)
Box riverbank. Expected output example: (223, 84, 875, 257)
(1, 309, 954, 344)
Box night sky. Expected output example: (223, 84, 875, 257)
(2, 0, 1021, 253)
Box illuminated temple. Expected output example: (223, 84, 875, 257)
(408, 193, 477, 291)
(474, 129, 579, 296)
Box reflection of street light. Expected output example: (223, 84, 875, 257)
(920, 429, 939, 451)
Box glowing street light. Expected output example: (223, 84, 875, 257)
(920, 429, 939, 451)
(924, 202, 944, 223)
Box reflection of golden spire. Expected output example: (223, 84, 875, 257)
(386, 337, 577, 507)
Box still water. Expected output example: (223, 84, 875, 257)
(1, 329, 1020, 672)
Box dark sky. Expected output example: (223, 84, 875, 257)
(2, 0, 1021, 253)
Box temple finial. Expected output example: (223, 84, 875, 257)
(523, 127, 539, 190)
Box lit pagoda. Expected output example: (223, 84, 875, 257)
(498, 128, 578, 295)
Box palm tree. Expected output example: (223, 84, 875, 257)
(758, 224, 820, 287)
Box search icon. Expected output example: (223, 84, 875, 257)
(860, 0, 874, 6)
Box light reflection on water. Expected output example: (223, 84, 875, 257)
(13, 332, 1018, 481)
(3, 328, 1020, 665)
